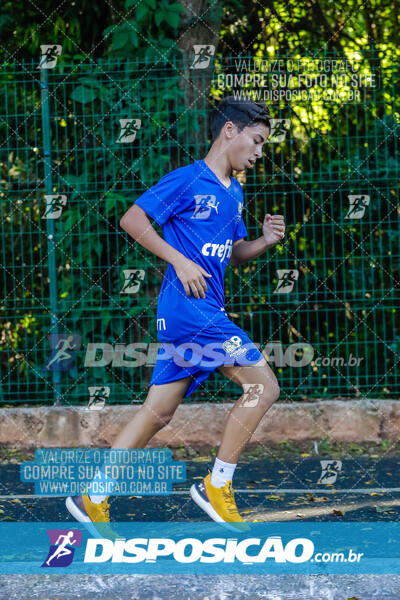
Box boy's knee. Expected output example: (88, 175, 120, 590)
(258, 383, 280, 411)
(142, 405, 175, 428)
(157, 411, 175, 426)
(242, 376, 280, 411)
(268, 381, 280, 404)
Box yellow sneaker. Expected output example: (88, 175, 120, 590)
(190, 472, 250, 532)
(66, 494, 122, 541)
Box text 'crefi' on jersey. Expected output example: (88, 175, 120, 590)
(133, 159, 248, 340)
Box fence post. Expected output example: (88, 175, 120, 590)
(40, 66, 61, 405)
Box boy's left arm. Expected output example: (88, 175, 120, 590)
(230, 213, 285, 266)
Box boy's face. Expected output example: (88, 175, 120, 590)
(225, 122, 270, 171)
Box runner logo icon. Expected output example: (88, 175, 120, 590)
(42, 529, 82, 568)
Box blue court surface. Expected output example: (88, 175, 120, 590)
(0, 454, 400, 598)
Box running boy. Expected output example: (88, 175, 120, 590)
(66, 96, 285, 531)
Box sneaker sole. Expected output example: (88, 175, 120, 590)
(65, 496, 105, 538)
(190, 483, 224, 523)
(190, 483, 248, 532)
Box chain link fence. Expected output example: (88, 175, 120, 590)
(1, 49, 399, 405)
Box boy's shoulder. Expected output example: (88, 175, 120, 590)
(159, 161, 198, 182)
(158, 162, 243, 199)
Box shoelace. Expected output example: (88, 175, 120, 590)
(222, 484, 241, 516)
(101, 498, 110, 519)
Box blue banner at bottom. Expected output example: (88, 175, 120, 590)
(0, 522, 399, 574)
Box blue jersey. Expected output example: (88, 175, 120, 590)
(134, 159, 248, 342)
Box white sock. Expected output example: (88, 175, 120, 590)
(89, 494, 107, 504)
(210, 457, 237, 488)
(89, 493, 108, 504)
(88, 467, 115, 503)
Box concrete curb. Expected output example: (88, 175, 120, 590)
(0, 399, 398, 448)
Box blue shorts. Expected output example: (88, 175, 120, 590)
(149, 317, 263, 397)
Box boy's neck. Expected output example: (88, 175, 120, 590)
(202, 148, 232, 186)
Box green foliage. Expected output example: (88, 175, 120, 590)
(1, 1, 399, 404)
(103, 0, 184, 61)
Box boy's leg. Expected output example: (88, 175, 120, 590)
(216, 357, 280, 463)
(66, 376, 192, 535)
(190, 357, 279, 528)
(112, 376, 192, 449)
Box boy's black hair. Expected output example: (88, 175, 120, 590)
(210, 96, 271, 141)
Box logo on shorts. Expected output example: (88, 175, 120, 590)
(222, 335, 246, 357)
(157, 318, 166, 331)
(191, 195, 219, 219)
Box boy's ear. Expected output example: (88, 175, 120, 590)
(225, 121, 235, 138)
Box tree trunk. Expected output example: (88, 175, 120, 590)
(175, 0, 222, 160)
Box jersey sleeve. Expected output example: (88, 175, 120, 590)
(134, 168, 191, 226)
(234, 216, 248, 240)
